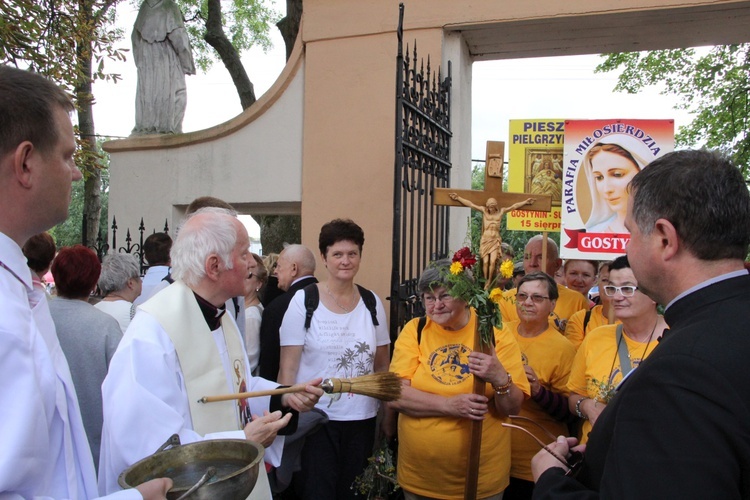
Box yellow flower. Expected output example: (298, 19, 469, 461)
(500, 259, 514, 279)
(450, 261, 463, 275)
(489, 287, 503, 302)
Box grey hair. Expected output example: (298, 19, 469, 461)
(171, 208, 238, 287)
(98, 253, 141, 295)
(282, 244, 317, 275)
(417, 258, 474, 294)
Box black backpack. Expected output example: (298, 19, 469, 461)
(303, 283, 379, 330)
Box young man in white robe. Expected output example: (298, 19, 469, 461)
(0, 66, 172, 499)
(99, 209, 323, 498)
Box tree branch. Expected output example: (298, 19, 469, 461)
(204, 0, 256, 109)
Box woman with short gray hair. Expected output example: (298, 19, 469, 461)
(389, 258, 530, 499)
(95, 253, 142, 333)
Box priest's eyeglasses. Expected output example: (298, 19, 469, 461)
(603, 285, 638, 297)
(502, 415, 584, 477)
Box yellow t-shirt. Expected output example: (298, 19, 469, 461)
(567, 324, 659, 443)
(390, 310, 530, 498)
(497, 284, 589, 333)
(564, 305, 621, 350)
(507, 320, 577, 481)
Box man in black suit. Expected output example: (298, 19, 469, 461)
(532, 149, 750, 498)
(258, 244, 318, 380)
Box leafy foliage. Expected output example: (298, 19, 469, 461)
(176, 0, 279, 72)
(1, 0, 127, 89)
(50, 150, 110, 248)
(596, 44, 750, 177)
(444, 248, 502, 347)
(351, 440, 399, 498)
(2, 0, 128, 247)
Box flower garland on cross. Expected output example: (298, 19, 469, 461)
(445, 247, 513, 348)
(443, 246, 515, 499)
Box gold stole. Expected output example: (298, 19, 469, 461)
(139, 281, 248, 435)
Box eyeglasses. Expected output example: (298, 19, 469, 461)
(517, 292, 550, 304)
(423, 293, 454, 306)
(502, 415, 584, 477)
(603, 285, 638, 297)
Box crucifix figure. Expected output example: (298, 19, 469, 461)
(448, 193, 534, 289)
(434, 141, 552, 289)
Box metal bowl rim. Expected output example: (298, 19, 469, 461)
(118, 438, 265, 490)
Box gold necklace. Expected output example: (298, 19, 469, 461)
(623, 319, 659, 361)
(326, 283, 356, 313)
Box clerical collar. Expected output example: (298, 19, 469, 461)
(193, 292, 226, 330)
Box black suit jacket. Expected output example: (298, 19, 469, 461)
(258, 276, 318, 381)
(535, 272, 750, 499)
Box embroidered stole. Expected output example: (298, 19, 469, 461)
(140, 281, 250, 435)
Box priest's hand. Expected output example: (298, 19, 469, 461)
(531, 436, 583, 482)
(135, 477, 174, 499)
(281, 377, 324, 412)
(244, 410, 293, 447)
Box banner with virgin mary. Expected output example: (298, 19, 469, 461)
(560, 119, 674, 260)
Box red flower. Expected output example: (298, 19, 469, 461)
(452, 247, 477, 269)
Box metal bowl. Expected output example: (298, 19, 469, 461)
(118, 435, 264, 500)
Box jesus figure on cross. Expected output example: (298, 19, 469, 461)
(449, 193, 535, 288)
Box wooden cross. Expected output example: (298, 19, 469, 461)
(433, 140, 552, 500)
(433, 141, 552, 212)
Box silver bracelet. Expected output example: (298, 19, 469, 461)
(575, 397, 590, 420)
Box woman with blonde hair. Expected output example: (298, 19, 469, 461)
(244, 253, 268, 374)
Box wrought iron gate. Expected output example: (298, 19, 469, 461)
(389, 4, 452, 339)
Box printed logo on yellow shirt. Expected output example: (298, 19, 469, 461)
(428, 344, 472, 385)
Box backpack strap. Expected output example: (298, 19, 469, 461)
(416, 316, 427, 345)
(303, 283, 320, 331)
(356, 284, 379, 327)
(582, 310, 593, 332)
(304, 283, 380, 331)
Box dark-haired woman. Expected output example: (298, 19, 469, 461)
(567, 255, 668, 443)
(279, 219, 390, 499)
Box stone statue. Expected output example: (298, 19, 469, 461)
(449, 193, 534, 288)
(131, 0, 196, 135)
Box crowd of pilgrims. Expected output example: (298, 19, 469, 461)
(6, 65, 749, 500)
(23, 214, 667, 500)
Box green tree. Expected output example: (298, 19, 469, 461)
(174, 0, 303, 247)
(2, 0, 127, 248)
(50, 166, 110, 249)
(596, 44, 750, 177)
(177, 0, 279, 109)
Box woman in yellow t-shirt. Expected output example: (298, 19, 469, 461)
(389, 259, 530, 499)
(504, 272, 577, 499)
(564, 261, 621, 349)
(567, 255, 668, 443)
